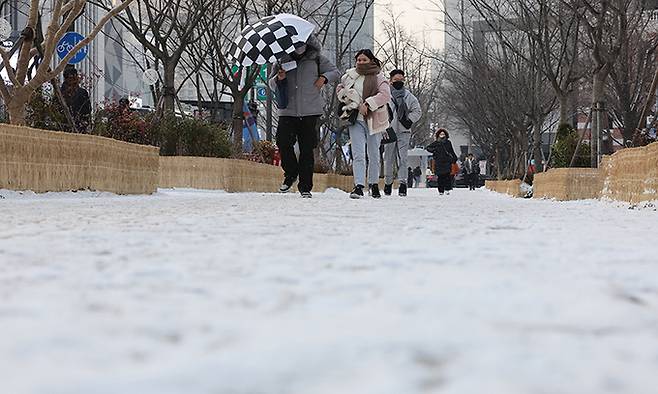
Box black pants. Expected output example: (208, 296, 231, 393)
(276, 116, 319, 193)
(466, 173, 478, 190)
(437, 173, 452, 193)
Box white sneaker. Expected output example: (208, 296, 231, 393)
(279, 177, 297, 193)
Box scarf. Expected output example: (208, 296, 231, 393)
(356, 63, 381, 101)
(391, 87, 409, 121)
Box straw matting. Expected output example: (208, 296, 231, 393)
(0, 124, 159, 194)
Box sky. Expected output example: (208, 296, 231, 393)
(374, 0, 445, 50)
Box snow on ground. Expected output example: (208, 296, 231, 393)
(1, 187, 658, 394)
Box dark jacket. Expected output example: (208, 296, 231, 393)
(62, 83, 91, 131)
(426, 139, 457, 175)
(462, 158, 480, 175)
(268, 36, 340, 117)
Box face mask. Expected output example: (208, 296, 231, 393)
(392, 81, 404, 90)
(439, 134, 446, 140)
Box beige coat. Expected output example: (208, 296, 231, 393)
(336, 68, 392, 134)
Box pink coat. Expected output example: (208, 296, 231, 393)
(336, 68, 391, 134)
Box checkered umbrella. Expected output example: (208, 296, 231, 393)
(228, 14, 315, 66)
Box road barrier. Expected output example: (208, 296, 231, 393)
(484, 179, 524, 197)
(158, 156, 353, 193)
(600, 142, 658, 203)
(533, 168, 603, 201)
(0, 124, 158, 194)
(7, 125, 653, 201)
(0, 125, 353, 195)
(489, 142, 658, 203)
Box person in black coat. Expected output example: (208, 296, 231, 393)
(462, 153, 480, 190)
(407, 167, 414, 188)
(61, 66, 92, 132)
(426, 128, 457, 195)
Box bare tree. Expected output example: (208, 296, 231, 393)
(439, 11, 551, 179)
(0, 0, 134, 125)
(375, 7, 447, 147)
(92, 0, 210, 114)
(561, 0, 647, 166)
(467, 0, 583, 128)
(607, 7, 658, 144)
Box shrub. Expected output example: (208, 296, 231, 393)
(551, 124, 590, 168)
(26, 87, 69, 131)
(92, 101, 151, 145)
(156, 115, 231, 158)
(252, 140, 277, 164)
(91, 103, 231, 158)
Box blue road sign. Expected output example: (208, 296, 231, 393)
(56, 32, 88, 64)
(257, 86, 267, 101)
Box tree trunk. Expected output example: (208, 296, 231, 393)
(533, 119, 544, 172)
(495, 144, 502, 180)
(6, 91, 30, 126)
(591, 72, 607, 168)
(622, 110, 637, 145)
(163, 61, 176, 114)
(558, 93, 569, 127)
(231, 93, 245, 154)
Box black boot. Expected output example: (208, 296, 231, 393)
(350, 185, 365, 199)
(370, 184, 381, 198)
(398, 183, 407, 197)
(384, 183, 392, 196)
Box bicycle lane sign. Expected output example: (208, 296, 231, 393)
(56, 32, 88, 64)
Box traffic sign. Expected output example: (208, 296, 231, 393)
(56, 32, 88, 64)
(257, 85, 267, 101)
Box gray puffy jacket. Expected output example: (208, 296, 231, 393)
(268, 38, 340, 117)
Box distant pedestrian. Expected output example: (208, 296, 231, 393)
(336, 49, 391, 199)
(462, 153, 480, 190)
(383, 69, 422, 197)
(61, 66, 91, 132)
(426, 128, 457, 195)
(407, 167, 414, 188)
(269, 35, 340, 198)
(413, 166, 422, 188)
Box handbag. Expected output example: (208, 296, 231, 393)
(451, 162, 460, 176)
(381, 126, 397, 144)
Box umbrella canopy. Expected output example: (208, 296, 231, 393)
(228, 14, 315, 67)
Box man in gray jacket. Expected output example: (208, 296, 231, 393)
(384, 69, 422, 197)
(268, 35, 340, 198)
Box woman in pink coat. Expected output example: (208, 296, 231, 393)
(336, 49, 391, 199)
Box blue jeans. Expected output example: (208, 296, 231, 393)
(349, 120, 382, 186)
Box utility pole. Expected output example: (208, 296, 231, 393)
(265, 0, 274, 141)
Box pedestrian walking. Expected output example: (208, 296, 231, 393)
(407, 167, 414, 188)
(61, 66, 91, 132)
(268, 35, 340, 198)
(383, 69, 422, 197)
(426, 128, 458, 195)
(413, 166, 422, 188)
(336, 49, 391, 199)
(462, 153, 480, 190)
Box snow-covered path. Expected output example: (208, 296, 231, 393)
(1, 188, 658, 394)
